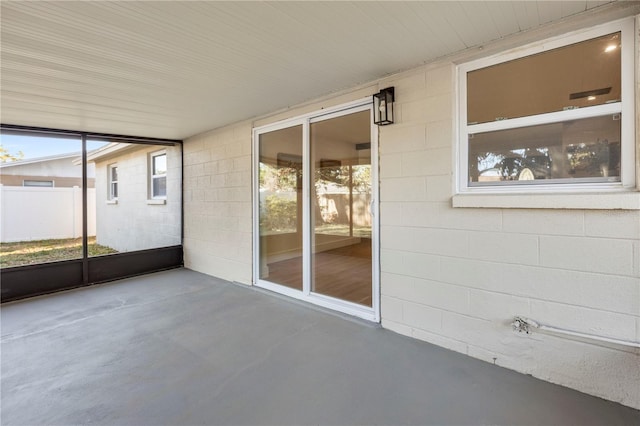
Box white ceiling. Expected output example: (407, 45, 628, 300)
(0, 1, 632, 140)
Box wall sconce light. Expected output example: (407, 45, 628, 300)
(373, 87, 395, 126)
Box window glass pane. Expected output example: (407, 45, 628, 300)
(467, 32, 621, 124)
(258, 125, 303, 290)
(23, 180, 54, 187)
(310, 110, 373, 307)
(108, 166, 118, 199)
(90, 142, 181, 256)
(153, 154, 167, 175)
(153, 176, 167, 197)
(469, 114, 621, 185)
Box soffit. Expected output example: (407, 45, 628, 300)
(0, 1, 630, 140)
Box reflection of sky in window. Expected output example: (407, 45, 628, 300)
(153, 154, 167, 174)
(477, 153, 505, 171)
(0, 134, 108, 160)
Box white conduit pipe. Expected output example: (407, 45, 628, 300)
(512, 316, 640, 349)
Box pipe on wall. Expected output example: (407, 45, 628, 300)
(512, 316, 640, 349)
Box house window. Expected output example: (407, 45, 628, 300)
(458, 19, 634, 192)
(150, 151, 167, 199)
(108, 164, 118, 200)
(23, 180, 53, 187)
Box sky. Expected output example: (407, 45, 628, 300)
(1, 134, 108, 160)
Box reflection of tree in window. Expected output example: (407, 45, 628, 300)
(314, 163, 371, 237)
(259, 162, 299, 192)
(566, 139, 615, 177)
(259, 161, 300, 234)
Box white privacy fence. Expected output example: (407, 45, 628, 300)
(0, 186, 96, 243)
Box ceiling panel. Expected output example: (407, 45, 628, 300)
(484, 2, 522, 36)
(0, 1, 631, 140)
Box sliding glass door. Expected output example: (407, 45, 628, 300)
(257, 125, 303, 290)
(310, 110, 373, 307)
(254, 101, 378, 321)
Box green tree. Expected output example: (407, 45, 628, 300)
(0, 145, 24, 163)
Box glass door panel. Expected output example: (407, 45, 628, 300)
(258, 125, 303, 290)
(310, 110, 372, 306)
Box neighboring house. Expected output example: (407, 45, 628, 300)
(0, 152, 95, 187)
(88, 142, 181, 253)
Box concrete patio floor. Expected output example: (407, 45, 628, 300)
(2, 268, 639, 426)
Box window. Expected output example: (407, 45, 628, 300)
(458, 19, 635, 192)
(108, 164, 118, 200)
(150, 151, 167, 199)
(23, 180, 53, 187)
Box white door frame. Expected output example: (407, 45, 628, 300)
(252, 98, 380, 322)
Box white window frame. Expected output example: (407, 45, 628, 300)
(252, 98, 380, 323)
(149, 150, 167, 200)
(108, 164, 118, 201)
(456, 18, 636, 197)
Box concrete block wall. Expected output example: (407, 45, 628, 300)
(183, 122, 253, 284)
(377, 63, 640, 409)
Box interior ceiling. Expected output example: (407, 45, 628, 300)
(0, 1, 627, 141)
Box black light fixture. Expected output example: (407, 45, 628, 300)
(373, 87, 395, 126)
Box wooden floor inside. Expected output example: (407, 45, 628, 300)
(266, 239, 372, 306)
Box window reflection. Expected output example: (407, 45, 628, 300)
(258, 125, 303, 290)
(469, 115, 621, 185)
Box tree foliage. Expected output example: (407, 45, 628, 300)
(0, 145, 24, 163)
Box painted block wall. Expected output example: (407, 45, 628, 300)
(182, 123, 253, 284)
(94, 145, 181, 253)
(183, 15, 640, 409)
(376, 63, 640, 410)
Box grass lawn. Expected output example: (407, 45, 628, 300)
(0, 237, 117, 268)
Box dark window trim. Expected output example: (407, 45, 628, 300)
(0, 124, 181, 145)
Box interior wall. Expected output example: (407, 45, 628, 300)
(182, 13, 640, 410)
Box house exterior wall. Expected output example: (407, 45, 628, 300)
(94, 145, 181, 253)
(377, 63, 640, 410)
(183, 123, 253, 283)
(0, 157, 95, 187)
(183, 14, 640, 409)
